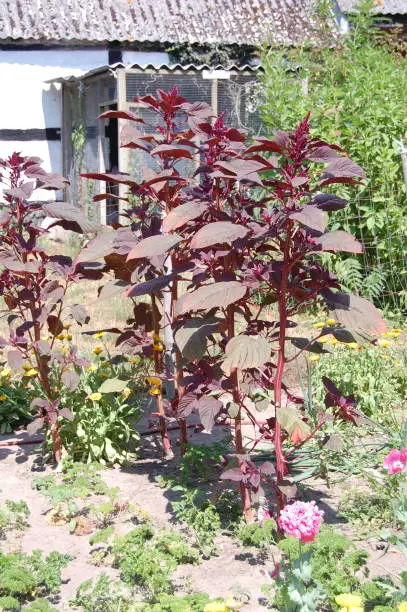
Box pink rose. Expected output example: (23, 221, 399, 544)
(278, 500, 324, 543)
(383, 448, 407, 475)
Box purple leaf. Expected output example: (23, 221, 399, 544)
(61, 369, 80, 391)
(314, 231, 363, 254)
(220, 467, 244, 482)
(27, 417, 45, 435)
(176, 282, 247, 315)
(162, 201, 208, 232)
(222, 335, 271, 375)
(126, 234, 181, 261)
(322, 291, 387, 336)
(290, 205, 328, 233)
(197, 396, 223, 431)
(324, 157, 366, 179)
(70, 304, 90, 326)
(190, 221, 249, 249)
(7, 350, 24, 370)
(310, 193, 348, 211)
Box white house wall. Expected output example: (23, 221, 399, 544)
(0, 48, 107, 201)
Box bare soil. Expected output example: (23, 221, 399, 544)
(1, 423, 406, 611)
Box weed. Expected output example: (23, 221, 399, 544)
(0, 500, 30, 537)
(235, 518, 276, 548)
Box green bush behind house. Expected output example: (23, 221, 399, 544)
(260, 1, 407, 311)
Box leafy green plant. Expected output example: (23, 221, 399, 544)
(23, 600, 58, 612)
(0, 549, 71, 606)
(261, 2, 407, 311)
(111, 525, 198, 597)
(59, 365, 142, 465)
(70, 574, 132, 612)
(312, 341, 407, 425)
(170, 485, 221, 557)
(235, 518, 276, 548)
(139, 592, 211, 612)
(0, 376, 32, 434)
(0, 500, 30, 537)
(180, 441, 228, 483)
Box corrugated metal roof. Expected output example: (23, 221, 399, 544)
(0, 0, 335, 45)
(47, 62, 263, 83)
(338, 0, 407, 14)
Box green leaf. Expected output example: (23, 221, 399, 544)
(98, 378, 128, 394)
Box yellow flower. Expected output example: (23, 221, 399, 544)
(347, 342, 359, 350)
(122, 387, 132, 399)
(65, 333, 73, 341)
(326, 318, 337, 325)
(99, 372, 108, 377)
(327, 338, 339, 345)
(88, 392, 102, 402)
(0, 395, 8, 401)
(64, 323, 72, 330)
(319, 335, 330, 343)
(153, 341, 165, 352)
(92, 346, 104, 355)
(387, 331, 400, 338)
(314, 322, 325, 329)
(146, 376, 161, 386)
(397, 602, 407, 612)
(381, 355, 390, 360)
(24, 368, 39, 377)
(86, 364, 97, 372)
(309, 355, 320, 362)
(203, 603, 227, 612)
(100, 361, 110, 368)
(93, 331, 107, 339)
(335, 594, 363, 608)
(130, 356, 141, 364)
(392, 328, 403, 334)
(0, 368, 11, 377)
(22, 364, 31, 371)
(377, 339, 391, 348)
(148, 387, 162, 396)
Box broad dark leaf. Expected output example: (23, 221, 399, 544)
(290, 337, 332, 354)
(98, 280, 129, 300)
(126, 274, 178, 298)
(197, 396, 223, 432)
(290, 205, 327, 233)
(151, 144, 193, 159)
(70, 304, 90, 326)
(97, 109, 144, 122)
(324, 157, 366, 179)
(190, 221, 249, 249)
(42, 202, 100, 234)
(176, 282, 247, 315)
(177, 393, 199, 418)
(174, 317, 221, 361)
(220, 467, 244, 482)
(27, 417, 45, 435)
(162, 201, 208, 232)
(322, 290, 387, 336)
(47, 315, 64, 336)
(6, 181, 35, 200)
(310, 193, 348, 211)
(307, 146, 340, 163)
(222, 335, 271, 375)
(314, 231, 363, 254)
(126, 234, 181, 261)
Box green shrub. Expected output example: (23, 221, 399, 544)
(261, 3, 407, 310)
(235, 518, 276, 548)
(0, 550, 71, 606)
(0, 377, 32, 434)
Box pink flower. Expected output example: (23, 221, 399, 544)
(278, 500, 324, 543)
(383, 448, 407, 475)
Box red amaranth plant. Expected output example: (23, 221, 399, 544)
(0, 153, 99, 461)
(82, 88, 386, 521)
